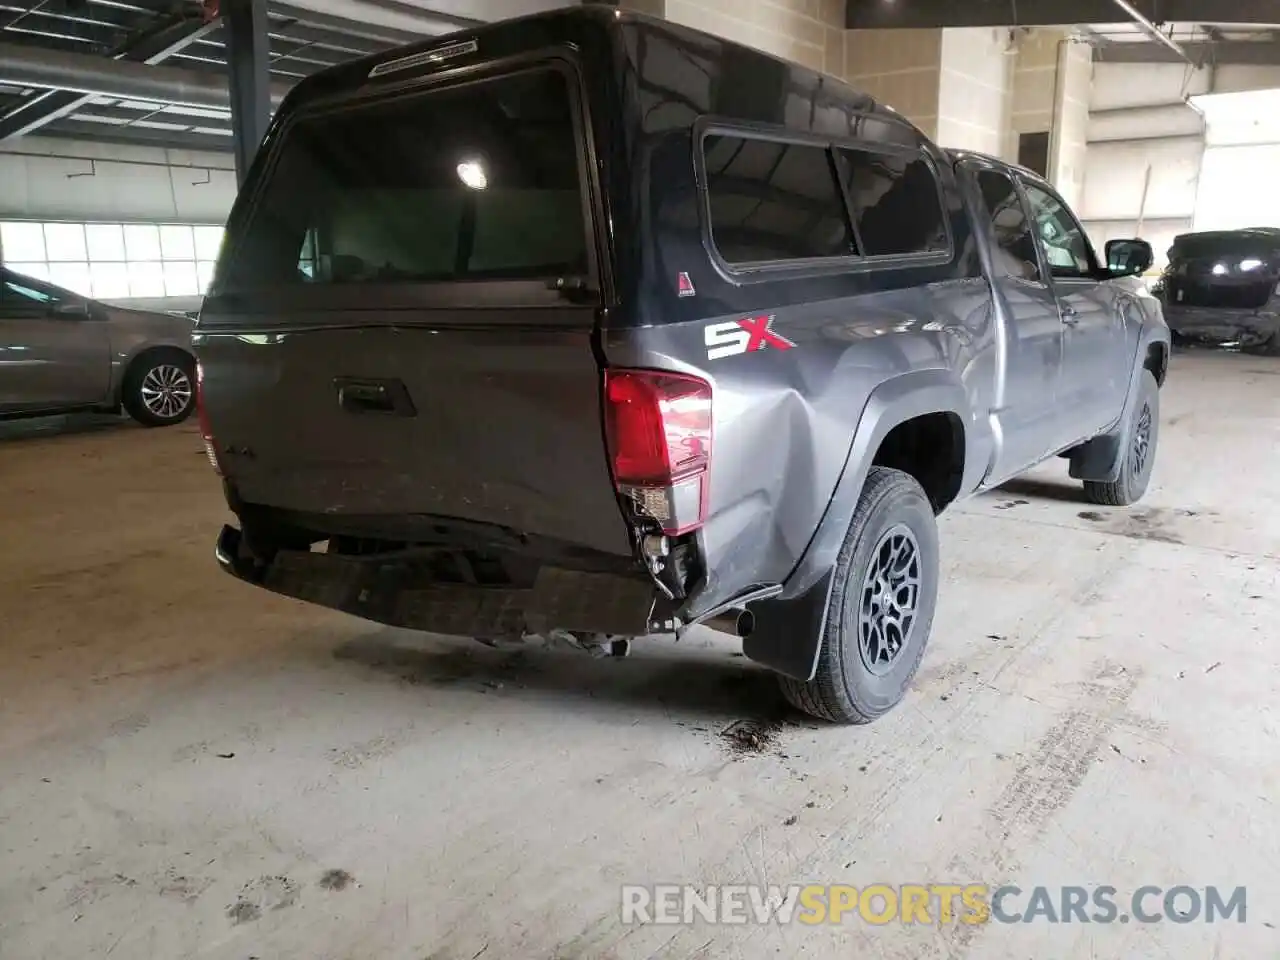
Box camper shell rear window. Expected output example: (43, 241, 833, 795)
(218, 65, 590, 292)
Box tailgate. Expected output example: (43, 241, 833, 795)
(197, 317, 632, 557)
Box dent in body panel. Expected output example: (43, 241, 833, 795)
(948, 158, 1011, 413)
(604, 276, 995, 615)
(602, 35, 995, 614)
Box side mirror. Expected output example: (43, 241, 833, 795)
(1106, 239, 1154, 278)
(51, 301, 92, 319)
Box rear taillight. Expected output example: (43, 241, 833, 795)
(604, 369, 712, 536)
(195, 361, 222, 477)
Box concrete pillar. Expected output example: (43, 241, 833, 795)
(1008, 28, 1062, 165)
(1049, 37, 1093, 208)
(844, 29, 943, 137)
(619, 2, 1090, 201)
(224, 0, 271, 185)
(843, 27, 1014, 154)
(1008, 29, 1094, 202)
(935, 28, 1016, 157)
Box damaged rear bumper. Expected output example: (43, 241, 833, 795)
(214, 524, 658, 638)
(1163, 302, 1280, 347)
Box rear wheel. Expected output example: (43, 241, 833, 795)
(1083, 369, 1159, 506)
(122, 350, 195, 427)
(779, 467, 940, 724)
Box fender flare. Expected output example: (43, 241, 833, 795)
(744, 369, 971, 681)
(1069, 324, 1170, 484)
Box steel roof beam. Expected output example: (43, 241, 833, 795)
(40, 117, 234, 150)
(1093, 37, 1280, 63)
(0, 37, 293, 113)
(0, 15, 225, 139)
(846, 0, 1280, 28)
(0, 0, 163, 33)
(225, 0, 271, 183)
(63, 101, 232, 123)
(193, 25, 380, 65)
(1110, 0, 1191, 62)
(1, 16, 128, 48)
(267, 0, 448, 45)
(261, 20, 399, 56)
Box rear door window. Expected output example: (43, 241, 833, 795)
(221, 66, 589, 290)
(702, 135, 854, 265)
(837, 148, 949, 257)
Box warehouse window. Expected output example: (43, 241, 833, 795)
(0, 221, 223, 299)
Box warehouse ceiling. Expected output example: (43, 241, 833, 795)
(1084, 20, 1280, 65)
(0, 0, 550, 152)
(847, 0, 1280, 66)
(846, 0, 1280, 28)
(2, 0, 1278, 155)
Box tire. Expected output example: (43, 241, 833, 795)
(1083, 369, 1159, 507)
(779, 467, 940, 725)
(121, 349, 196, 427)
(1256, 331, 1280, 357)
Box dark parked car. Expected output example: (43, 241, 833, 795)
(1156, 228, 1280, 351)
(0, 268, 197, 425)
(195, 6, 1169, 724)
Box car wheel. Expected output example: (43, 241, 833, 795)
(1083, 369, 1159, 507)
(779, 466, 940, 724)
(1258, 331, 1280, 356)
(122, 350, 196, 427)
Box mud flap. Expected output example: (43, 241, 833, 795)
(740, 371, 970, 683)
(1069, 342, 1157, 484)
(741, 568, 835, 682)
(1068, 432, 1124, 484)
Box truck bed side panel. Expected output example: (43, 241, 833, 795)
(605, 19, 996, 614)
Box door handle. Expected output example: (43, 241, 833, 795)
(1060, 304, 1080, 326)
(334, 377, 416, 417)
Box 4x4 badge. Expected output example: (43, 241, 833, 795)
(677, 272, 696, 298)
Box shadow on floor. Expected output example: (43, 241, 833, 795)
(332, 631, 806, 728)
(0, 413, 131, 443)
(994, 476, 1085, 505)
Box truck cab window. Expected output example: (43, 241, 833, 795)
(1021, 182, 1095, 280)
(975, 170, 1040, 282)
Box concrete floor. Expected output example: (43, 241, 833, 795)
(0, 349, 1277, 960)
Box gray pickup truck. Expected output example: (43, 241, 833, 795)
(195, 6, 1170, 724)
